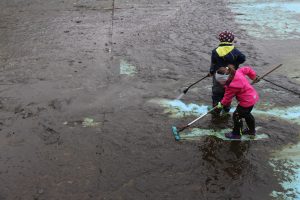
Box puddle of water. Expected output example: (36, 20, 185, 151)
(229, 1, 300, 39)
(120, 59, 137, 76)
(270, 142, 300, 199)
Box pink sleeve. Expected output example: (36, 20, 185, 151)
(240, 66, 257, 80)
(221, 87, 238, 106)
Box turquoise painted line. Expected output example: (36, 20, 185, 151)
(120, 59, 137, 76)
(270, 143, 300, 200)
(229, 1, 300, 39)
(149, 98, 300, 125)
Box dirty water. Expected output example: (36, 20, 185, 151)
(1, 0, 300, 199)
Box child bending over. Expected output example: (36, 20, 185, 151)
(215, 65, 259, 139)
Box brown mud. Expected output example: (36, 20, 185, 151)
(0, 0, 300, 199)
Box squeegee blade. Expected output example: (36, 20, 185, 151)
(172, 126, 181, 141)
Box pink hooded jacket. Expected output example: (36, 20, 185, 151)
(221, 66, 259, 107)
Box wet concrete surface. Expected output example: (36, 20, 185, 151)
(0, 0, 300, 199)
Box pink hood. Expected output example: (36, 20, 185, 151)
(221, 66, 259, 107)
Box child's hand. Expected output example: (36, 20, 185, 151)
(216, 102, 223, 109)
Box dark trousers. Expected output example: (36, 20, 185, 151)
(232, 105, 255, 134)
(211, 76, 230, 113)
(212, 75, 224, 105)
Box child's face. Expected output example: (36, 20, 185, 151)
(215, 69, 229, 85)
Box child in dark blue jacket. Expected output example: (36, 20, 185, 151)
(208, 31, 246, 115)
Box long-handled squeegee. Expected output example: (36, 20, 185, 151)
(172, 106, 218, 141)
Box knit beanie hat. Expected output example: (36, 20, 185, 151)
(218, 31, 235, 42)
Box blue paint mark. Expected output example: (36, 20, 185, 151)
(229, 1, 300, 39)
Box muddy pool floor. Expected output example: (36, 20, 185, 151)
(0, 0, 300, 199)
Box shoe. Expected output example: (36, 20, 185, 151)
(225, 132, 241, 139)
(242, 128, 256, 136)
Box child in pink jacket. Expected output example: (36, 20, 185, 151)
(215, 65, 259, 139)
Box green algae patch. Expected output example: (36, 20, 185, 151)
(82, 118, 100, 127)
(63, 118, 100, 128)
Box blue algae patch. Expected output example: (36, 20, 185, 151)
(148, 98, 210, 118)
(149, 98, 300, 125)
(253, 106, 300, 125)
(120, 59, 137, 76)
(270, 143, 300, 199)
(178, 127, 268, 141)
(229, 0, 300, 39)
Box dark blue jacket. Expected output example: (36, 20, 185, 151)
(210, 43, 246, 74)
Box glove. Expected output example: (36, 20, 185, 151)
(216, 102, 223, 109)
(252, 75, 261, 84)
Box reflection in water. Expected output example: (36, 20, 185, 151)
(229, 0, 300, 39)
